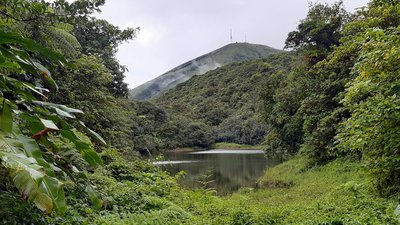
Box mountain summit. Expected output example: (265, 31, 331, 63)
(130, 42, 282, 100)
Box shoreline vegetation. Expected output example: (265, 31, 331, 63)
(168, 142, 265, 153)
(211, 142, 265, 150)
(192, 156, 399, 224)
(153, 146, 400, 224)
(93, 155, 400, 224)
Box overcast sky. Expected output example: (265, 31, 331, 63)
(95, 0, 370, 88)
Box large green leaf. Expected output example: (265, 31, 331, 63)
(78, 122, 106, 145)
(59, 129, 91, 150)
(16, 135, 46, 164)
(0, 46, 37, 73)
(1, 151, 44, 181)
(54, 107, 75, 118)
(59, 130, 103, 166)
(0, 31, 69, 66)
(1, 152, 65, 214)
(58, 105, 84, 114)
(33, 101, 84, 118)
(33, 61, 59, 91)
(0, 134, 66, 214)
(11, 169, 52, 213)
(40, 176, 66, 214)
(40, 119, 59, 130)
(0, 100, 13, 133)
(81, 149, 103, 167)
(16, 135, 54, 176)
(0, 76, 37, 102)
(86, 184, 103, 210)
(22, 83, 46, 98)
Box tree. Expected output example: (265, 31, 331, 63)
(265, 1, 354, 162)
(0, 0, 138, 97)
(337, 0, 400, 195)
(285, 1, 350, 64)
(72, 17, 138, 97)
(50, 55, 136, 152)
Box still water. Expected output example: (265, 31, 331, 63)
(154, 149, 279, 195)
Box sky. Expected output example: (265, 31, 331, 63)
(95, 0, 370, 88)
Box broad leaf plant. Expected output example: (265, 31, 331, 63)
(0, 30, 104, 214)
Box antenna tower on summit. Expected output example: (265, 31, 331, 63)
(230, 29, 233, 43)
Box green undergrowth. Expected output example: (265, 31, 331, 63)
(2, 152, 399, 224)
(173, 157, 400, 224)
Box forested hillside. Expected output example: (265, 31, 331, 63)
(0, 0, 399, 224)
(130, 43, 281, 100)
(154, 52, 296, 147)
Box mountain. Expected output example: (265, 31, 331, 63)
(130, 42, 282, 100)
(153, 52, 295, 146)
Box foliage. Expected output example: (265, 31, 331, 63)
(155, 53, 295, 149)
(50, 55, 136, 153)
(130, 101, 167, 154)
(0, 0, 137, 97)
(55, 0, 138, 97)
(337, 1, 400, 196)
(262, 0, 399, 168)
(261, 1, 352, 162)
(72, 17, 139, 97)
(211, 142, 264, 150)
(169, 157, 399, 224)
(0, 0, 141, 217)
(1, 0, 140, 153)
(262, 65, 311, 160)
(285, 1, 350, 64)
(3, 150, 400, 224)
(0, 31, 104, 214)
(130, 43, 282, 101)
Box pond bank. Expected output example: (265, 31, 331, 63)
(211, 142, 265, 150)
(92, 155, 399, 224)
(172, 156, 399, 224)
(168, 143, 265, 153)
(155, 148, 275, 194)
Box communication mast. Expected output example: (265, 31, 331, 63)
(230, 29, 233, 43)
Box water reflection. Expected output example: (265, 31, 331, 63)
(155, 149, 278, 195)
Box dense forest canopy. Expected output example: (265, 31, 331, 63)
(153, 53, 296, 148)
(0, 0, 399, 224)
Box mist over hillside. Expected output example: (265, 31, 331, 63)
(130, 42, 282, 100)
(153, 52, 296, 146)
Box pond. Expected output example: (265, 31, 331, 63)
(154, 149, 279, 195)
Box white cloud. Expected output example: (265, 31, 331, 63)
(95, 0, 370, 88)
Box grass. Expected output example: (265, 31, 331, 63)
(173, 157, 400, 224)
(59, 154, 400, 225)
(212, 142, 265, 150)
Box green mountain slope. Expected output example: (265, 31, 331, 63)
(130, 42, 282, 100)
(153, 52, 295, 146)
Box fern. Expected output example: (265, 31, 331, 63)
(41, 23, 81, 57)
